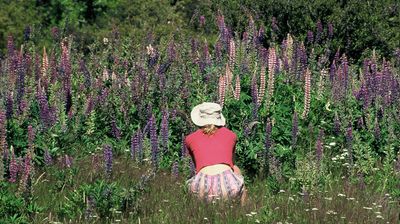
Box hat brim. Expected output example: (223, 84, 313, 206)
(190, 104, 226, 127)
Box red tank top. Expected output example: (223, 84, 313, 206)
(184, 127, 237, 173)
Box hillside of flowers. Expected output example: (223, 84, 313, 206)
(0, 13, 399, 223)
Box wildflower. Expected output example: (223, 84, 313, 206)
(199, 15, 205, 27)
(329, 142, 336, 146)
(149, 115, 159, 168)
(328, 23, 334, 39)
(376, 215, 384, 219)
(18, 152, 32, 194)
(233, 75, 241, 100)
(111, 119, 121, 140)
(316, 19, 323, 43)
(311, 208, 318, 211)
(337, 193, 346, 197)
(161, 109, 169, 153)
(103, 145, 113, 178)
(228, 39, 236, 70)
(301, 68, 311, 119)
(8, 148, 18, 183)
(218, 75, 226, 107)
(324, 197, 332, 201)
(267, 47, 276, 106)
(363, 207, 373, 210)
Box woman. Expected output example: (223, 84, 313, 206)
(185, 102, 247, 204)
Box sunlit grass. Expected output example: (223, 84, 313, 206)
(29, 154, 399, 224)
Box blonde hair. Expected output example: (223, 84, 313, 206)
(202, 124, 219, 135)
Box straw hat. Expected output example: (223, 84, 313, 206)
(190, 102, 226, 127)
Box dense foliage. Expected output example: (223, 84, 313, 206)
(1, 0, 400, 62)
(0, 3, 399, 223)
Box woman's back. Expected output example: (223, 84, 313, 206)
(185, 127, 237, 173)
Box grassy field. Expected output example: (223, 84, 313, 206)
(26, 154, 399, 224)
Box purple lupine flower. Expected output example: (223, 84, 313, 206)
(329, 60, 336, 83)
(170, 109, 177, 120)
(161, 109, 169, 153)
(37, 92, 53, 129)
(111, 119, 121, 140)
(16, 52, 26, 107)
(328, 23, 334, 39)
(18, 153, 32, 193)
(316, 129, 324, 167)
(103, 145, 113, 178)
(307, 31, 314, 44)
(291, 111, 298, 148)
(167, 41, 176, 62)
(85, 96, 95, 116)
(131, 131, 138, 160)
(199, 15, 206, 27)
(181, 134, 188, 161)
(149, 115, 159, 168)
(215, 41, 222, 63)
(8, 149, 18, 183)
(316, 19, 323, 43)
(341, 55, 349, 92)
(137, 129, 143, 162)
(298, 44, 307, 73)
(44, 149, 53, 166)
(172, 160, 179, 178)
(201, 42, 211, 73)
(346, 126, 353, 166)
(6, 92, 13, 119)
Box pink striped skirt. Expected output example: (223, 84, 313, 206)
(186, 169, 244, 202)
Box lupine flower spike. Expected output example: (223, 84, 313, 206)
(302, 68, 311, 119)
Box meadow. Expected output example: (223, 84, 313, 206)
(0, 13, 399, 223)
